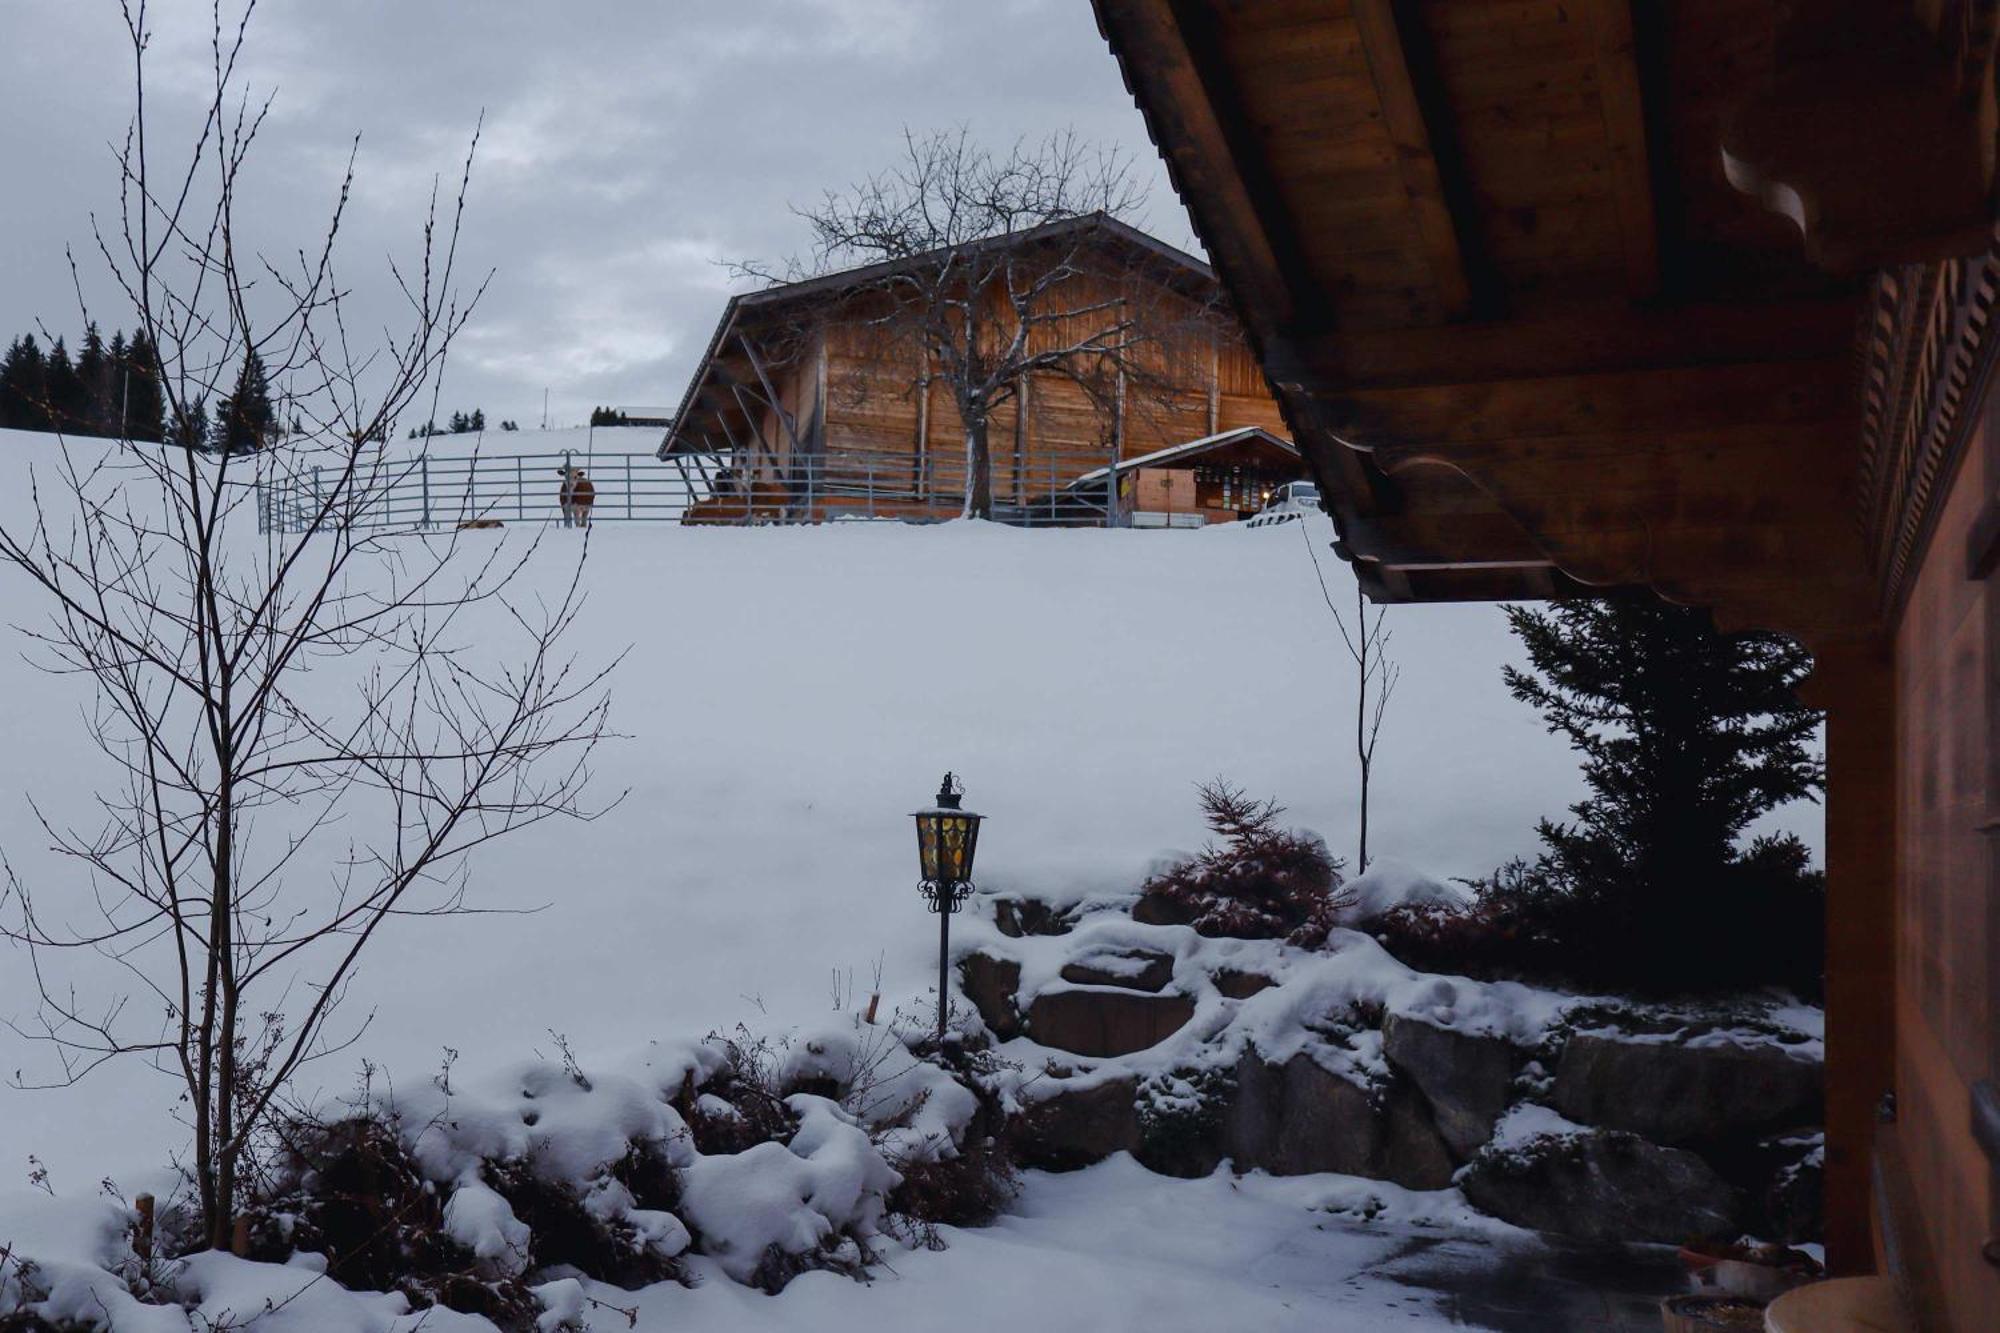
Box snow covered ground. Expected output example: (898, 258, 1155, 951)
(0, 427, 1815, 1327)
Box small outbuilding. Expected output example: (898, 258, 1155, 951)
(1066, 426, 1302, 528)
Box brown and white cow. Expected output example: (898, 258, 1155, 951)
(558, 467, 595, 529)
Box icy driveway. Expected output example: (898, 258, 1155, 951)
(582, 1155, 1681, 1331)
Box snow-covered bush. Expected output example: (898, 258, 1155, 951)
(1134, 1065, 1235, 1178)
(1136, 781, 1350, 947)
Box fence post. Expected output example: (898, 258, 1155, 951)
(627, 454, 634, 521)
(516, 456, 525, 522)
(421, 454, 432, 529)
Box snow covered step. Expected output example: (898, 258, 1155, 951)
(1025, 986, 1196, 1058)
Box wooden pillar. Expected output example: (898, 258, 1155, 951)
(1808, 636, 1898, 1275)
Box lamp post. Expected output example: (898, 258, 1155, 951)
(912, 772, 984, 1048)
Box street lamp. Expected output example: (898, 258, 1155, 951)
(913, 772, 984, 1047)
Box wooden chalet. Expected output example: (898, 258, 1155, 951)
(1093, 0, 2000, 1323)
(656, 215, 1295, 525)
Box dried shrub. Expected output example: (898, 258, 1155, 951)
(885, 1133, 1019, 1230)
(1136, 780, 1349, 947)
(241, 1114, 455, 1292)
(237, 1111, 544, 1331)
(484, 1155, 685, 1289)
(747, 1235, 871, 1295)
(683, 1029, 800, 1155)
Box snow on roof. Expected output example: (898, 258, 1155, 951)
(1068, 426, 1297, 486)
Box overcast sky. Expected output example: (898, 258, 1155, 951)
(0, 0, 1193, 430)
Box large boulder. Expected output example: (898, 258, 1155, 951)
(1379, 1081, 1457, 1190)
(1552, 1034, 1822, 1146)
(958, 951, 1022, 1039)
(1011, 1076, 1139, 1170)
(1460, 1126, 1742, 1245)
(1382, 1013, 1523, 1159)
(1060, 947, 1175, 993)
(1225, 1049, 1377, 1177)
(1221, 1049, 1453, 1189)
(1026, 987, 1195, 1058)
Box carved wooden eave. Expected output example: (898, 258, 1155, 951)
(1723, 1, 1999, 273)
(1723, 2, 2000, 625)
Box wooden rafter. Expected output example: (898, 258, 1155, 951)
(1098, 0, 1307, 331)
(1584, 0, 1661, 300)
(1350, 0, 1472, 319)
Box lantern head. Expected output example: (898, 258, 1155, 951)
(913, 772, 983, 898)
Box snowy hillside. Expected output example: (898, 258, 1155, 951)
(0, 425, 1817, 1188)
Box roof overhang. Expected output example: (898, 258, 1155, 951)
(1089, 0, 1980, 645)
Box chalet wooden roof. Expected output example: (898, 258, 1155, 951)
(1090, 0, 2000, 645)
(657, 213, 1218, 460)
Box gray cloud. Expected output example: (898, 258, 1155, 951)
(0, 1, 1191, 428)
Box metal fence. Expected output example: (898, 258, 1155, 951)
(257, 449, 725, 534)
(256, 443, 1124, 534)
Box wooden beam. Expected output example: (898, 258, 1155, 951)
(1267, 298, 1856, 392)
(1802, 638, 1898, 1275)
(1095, 0, 1308, 329)
(1351, 0, 1472, 319)
(737, 333, 806, 456)
(1584, 0, 1661, 299)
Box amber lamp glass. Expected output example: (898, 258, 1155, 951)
(913, 773, 982, 892)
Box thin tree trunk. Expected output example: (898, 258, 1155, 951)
(963, 417, 993, 520)
(1355, 579, 1370, 874)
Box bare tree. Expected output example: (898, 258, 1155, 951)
(1301, 523, 1399, 873)
(0, 1, 613, 1251)
(739, 127, 1214, 519)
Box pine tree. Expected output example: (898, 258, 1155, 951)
(0, 335, 49, 431)
(43, 337, 85, 432)
(213, 350, 274, 454)
(1500, 597, 1825, 991)
(470, 408, 485, 431)
(121, 330, 167, 443)
(75, 324, 112, 436)
(171, 395, 210, 452)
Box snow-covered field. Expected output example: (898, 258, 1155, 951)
(0, 427, 1818, 1327)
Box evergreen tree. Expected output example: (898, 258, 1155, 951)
(500, 419, 518, 432)
(75, 324, 113, 436)
(0, 335, 49, 431)
(1500, 597, 1825, 992)
(212, 349, 274, 454)
(43, 337, 85, 432)
(170, 395, 210, 452)
(120, 330, 167, 443)
(105, 331, 129, 434)
(470, 408, 485, 431)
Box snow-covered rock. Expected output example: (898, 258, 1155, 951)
(1459, 1107, 1742, 1245)
(1337, 859, 1474, 924)
(1382, 1012, 1524, 1159)
(1552, 1030, 1823, 1146)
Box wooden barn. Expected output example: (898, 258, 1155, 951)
(1093, 0, 2000, 1324)
(656, 215, 1296, 525)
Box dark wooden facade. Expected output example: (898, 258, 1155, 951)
(657, 217, 1288, 523)
(1094, 1, 2000, 1325)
